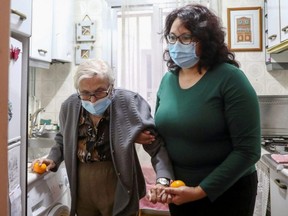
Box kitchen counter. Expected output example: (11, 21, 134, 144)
(27, 162, 54, 185)
(27, 153, 51, 185)
(261, 154, 288, 177)
(27, 162, 71, 216)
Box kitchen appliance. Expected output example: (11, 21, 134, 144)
(8, 37, 25, 216)
(257, 95, 288, 216)
(8, 37, 22, 143)
(261, 137, 288, 154)
(258, 95, 288, 154)
(27, 163, 71, 216)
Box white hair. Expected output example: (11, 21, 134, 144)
(73, 59, 115, 90)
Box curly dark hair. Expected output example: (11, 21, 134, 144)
(163, 4, 239, 73)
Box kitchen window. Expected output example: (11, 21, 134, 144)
(109, 5, 168, 114)
(107, 1, 220, 113)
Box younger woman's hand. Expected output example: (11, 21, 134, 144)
(164, 186, 207, 205)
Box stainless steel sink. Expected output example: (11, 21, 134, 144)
(34, 130, 58, 139)
(28, 137, 55, 148)
(28, 131, 58, 162)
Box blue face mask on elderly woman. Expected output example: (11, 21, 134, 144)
(81, 96, 112, 116)
(169, 42, 199, 68)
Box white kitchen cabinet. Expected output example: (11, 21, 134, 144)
(280, 0, 288, 42)
(269, 168, 288, 216)
(30, 0, 73, 65)
(266, 0, 288, 53)
(266, 0, 280, 49)
(29, 0, 53, 63)
(52, 0, 74, 62)
(10, 0, 32, 37)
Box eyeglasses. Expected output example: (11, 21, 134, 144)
(78, 86, 111, 101)
(166, 33, 195, 45)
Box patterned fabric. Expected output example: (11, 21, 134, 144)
(77, 107, 111, 163)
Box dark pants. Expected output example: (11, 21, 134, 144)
(169, 171, 258, 216)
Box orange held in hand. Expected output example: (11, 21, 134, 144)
(170, 180, 186, 188)
(33, 162, 47, 174)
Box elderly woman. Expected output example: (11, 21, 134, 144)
(32, 59, 174, 216)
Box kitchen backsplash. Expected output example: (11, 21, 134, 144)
(31, 0, 288, 124)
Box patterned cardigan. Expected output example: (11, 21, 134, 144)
(47, 88, 174, 216)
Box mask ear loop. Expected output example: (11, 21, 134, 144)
(77, 90, 82, 99)
(108, 85, 114, 99)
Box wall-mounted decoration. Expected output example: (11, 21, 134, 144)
(75, 44, 95, 65)
(76, 15, 96, 42)
(10, 46, 21, 61)
(227, 7, 262, 52)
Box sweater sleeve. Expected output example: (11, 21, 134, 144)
(131, 91, 174, 180)
(110, 89, 174, 187)
(199, 67, 261, 201)
(47, 94, 80, 171)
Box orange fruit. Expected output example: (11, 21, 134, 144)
(33, 162, 47, 174)
(170, 180, 186, 188)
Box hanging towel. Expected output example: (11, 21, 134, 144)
(271, 154, 288, 163)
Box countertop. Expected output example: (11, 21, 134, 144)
(261, 154, 288, 177)
(27, 162, 53, 185)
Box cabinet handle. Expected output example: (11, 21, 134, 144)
(11, 9, 27, 21)
(274, 179, 287, 190)
(282, 26, 288, 33)
(268, 34, 277, 40)
(38, 49, 48, 54)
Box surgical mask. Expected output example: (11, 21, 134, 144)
(81, 96, 111, 116)
(168, 42, 199, 68)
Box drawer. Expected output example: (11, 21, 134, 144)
(269, 168, 288, 216)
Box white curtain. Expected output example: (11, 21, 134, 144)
(108, 0, 220, 115)
(105, 0, 220, 166)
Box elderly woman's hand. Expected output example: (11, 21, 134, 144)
(31, 158, 56, 172)
(135, 130, 155, 144)
(147, 184, 172, 204)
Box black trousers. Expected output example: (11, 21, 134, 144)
(169, 171, 258, 216)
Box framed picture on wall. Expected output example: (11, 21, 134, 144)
(227, 7, 262, 52)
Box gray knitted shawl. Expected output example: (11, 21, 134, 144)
(48, 88, 174, 216)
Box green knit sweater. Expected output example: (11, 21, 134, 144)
(155, 63, 261, 201)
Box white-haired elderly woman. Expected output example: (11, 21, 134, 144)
(32, 59, 174, 216)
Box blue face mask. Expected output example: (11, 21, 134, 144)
(168, 42, 199, 68)
(81, 96, 111, 116)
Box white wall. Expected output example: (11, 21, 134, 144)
(222, 0, 288, 95)
(33, 0, 107, 124)
(34, 0, 288, 124)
